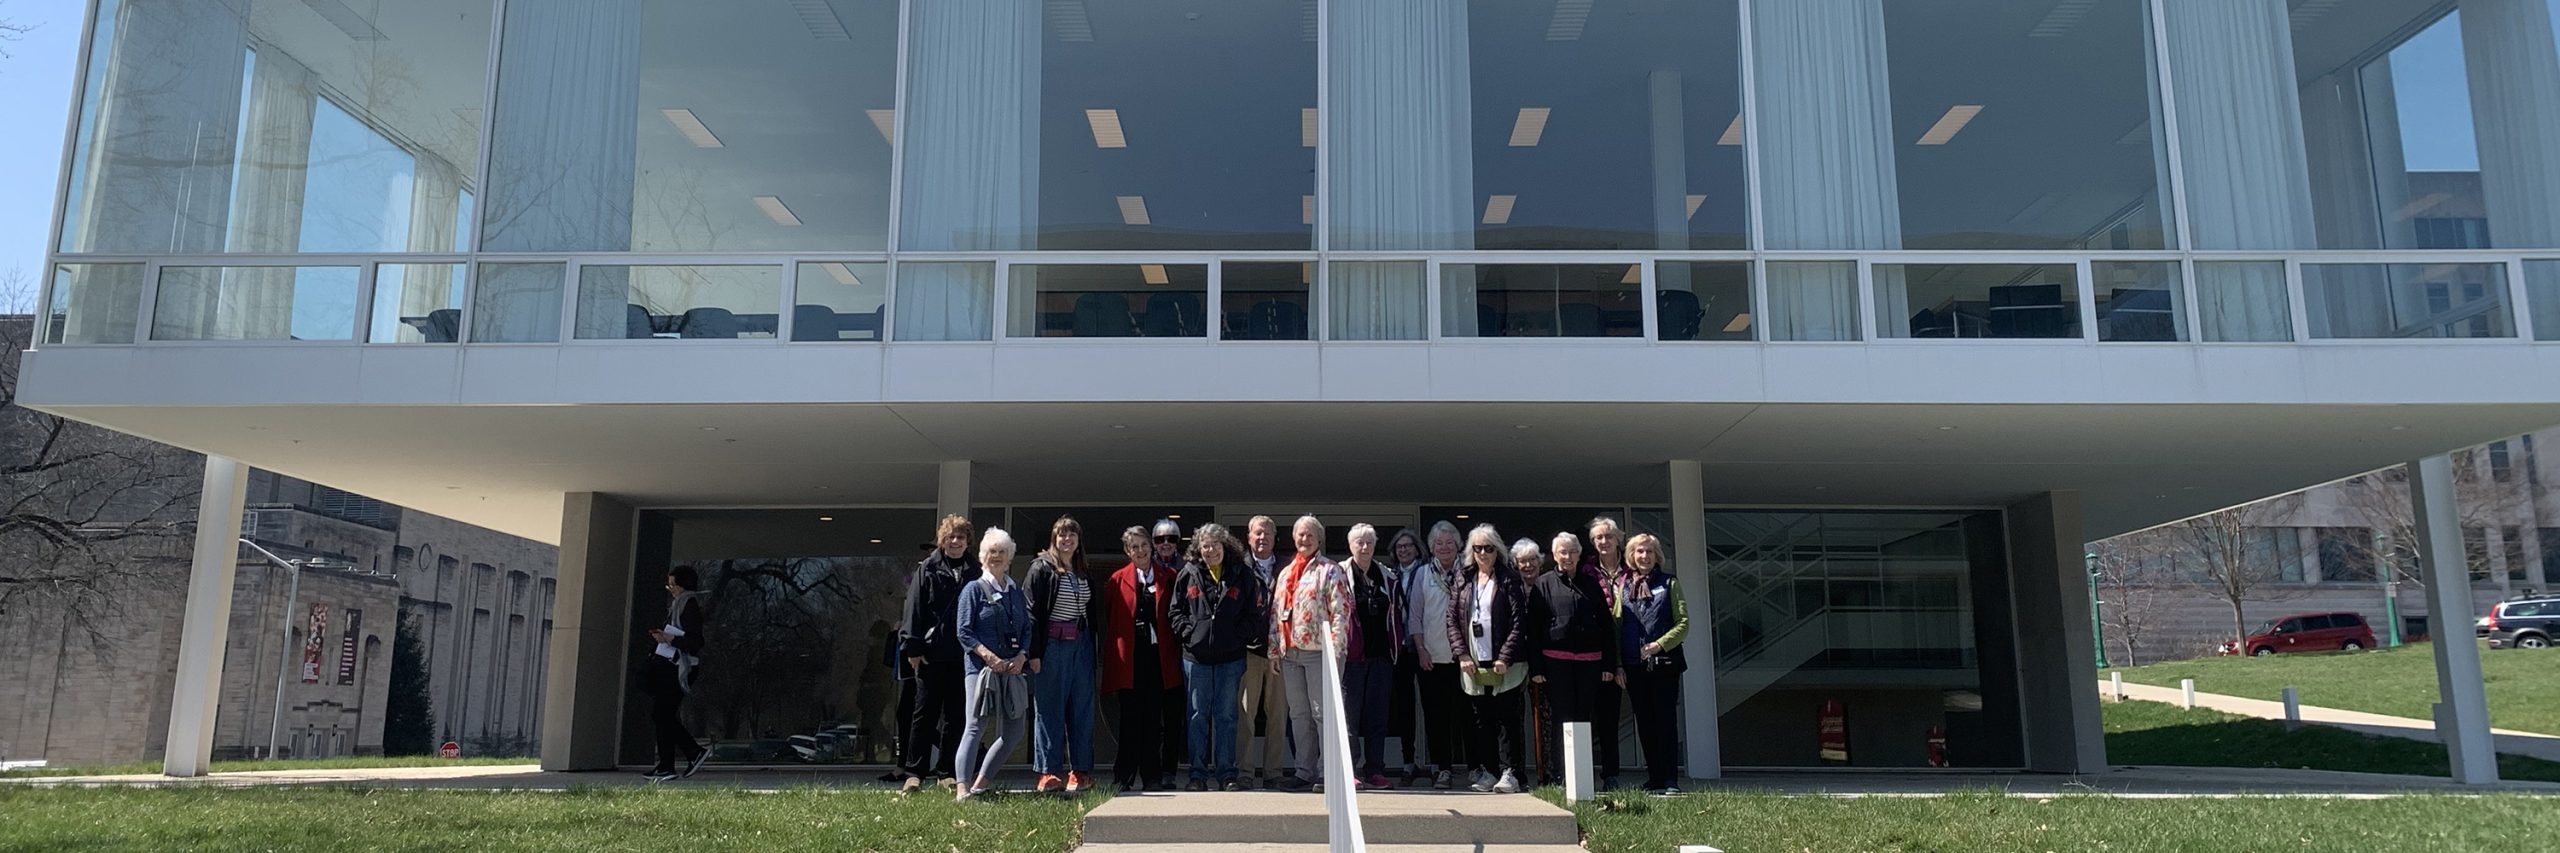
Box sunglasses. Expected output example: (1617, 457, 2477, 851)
(1153, 535, 1180, 543)
(1469, 544, 1498, 553)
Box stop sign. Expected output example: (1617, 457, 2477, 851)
(439, 741, 461, 759)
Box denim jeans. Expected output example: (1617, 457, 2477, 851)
(1031, 633, 1096, 776)
(1184, 657, 1245, 782)
(1341, 658, 1393, 777)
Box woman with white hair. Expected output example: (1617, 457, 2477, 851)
(1402, 520, 1467, 789)
(953, 528, 1032, 800)
(1528, 529, 1619, 791)
(1447, 524, 1529, 793)
(1340, 523, 1405, 789)
(1269, 514, 1349, 792)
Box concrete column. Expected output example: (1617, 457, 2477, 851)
(2408, 455, 2499, 784)
(936, 461, 972, 522)
(164, 456, 250, 777)
(2005, 492, 2107, 774)
(1667, 460, 1720, 780)
(540, 492, 636, 771)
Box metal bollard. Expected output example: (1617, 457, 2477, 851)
(1563, 721, 1594, 802)
(2180, 678, 2196, 710)
(2110, 671, 2124, 703)
(2282, 687, 2301, 731)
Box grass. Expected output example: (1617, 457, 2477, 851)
(0, 786, 1097, 852)
(2102, 696, 2560, 782)
(2114, 641, 2560, 735)
(1553, 789, 2560, 853)
(0, 755, 536, 779)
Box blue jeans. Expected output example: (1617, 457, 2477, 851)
(1342, 658, 1393, 777)
(1031, 633, 1096, 775)
(1184, 657, 1245, 782)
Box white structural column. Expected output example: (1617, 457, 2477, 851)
(163, 456, 250, 777)
(2408, 454, 2498, 785)
(1667, 460, 1719, 780)
(936, 461, 972, 523)
(541, 492, 638, 771)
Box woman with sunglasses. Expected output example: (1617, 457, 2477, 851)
(1446, 524, 1529, 793)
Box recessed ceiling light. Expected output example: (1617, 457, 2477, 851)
(818, 262, 862, 286)
(789, 0, 851, 40)
(753, 196, 803, 226)
(1482, 195, 1517, 225)
(1048, 0, 1094, 42)
(700, 426, 719, 431)
(661, 109, 723, 148)
(1685, 194, 1707, 219)
(1621, 265, 1641, 284)
(1117, 196, 1152, 226)
(1455, 514, 1470, 520)
(1140, 264, 1170, 285)
(1086, 109, 1127, 149)
(866, 109, 895, 142)
(1508, 108, 1551, 147)
(1717, 114, 1742, 146)
(818, 516, 835, 522)
(1723, 312, 1752, 333)
(1916, 105, 1983, 145)
(1937, 426, 1956, 431)
(1167, 514, 1182, 519)
(1302, 195, 1315, 225)
(869, 538, 883, 544)
(1301, 108, 1318, 147)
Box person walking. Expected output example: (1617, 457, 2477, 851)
(1449, 524, 1529, 794)
(1269, 515, 1349, 792)
(1403, 521, 1467, 789)
(641, 565, 710, 782)
(1528, 530, 1621, 790)
(954, 529, 1032, 801)
(1025, 515, 1098, 794)
(1617, 533, 1691, 794)
(1341, 523, 1404, 790)
(899, 515, 981, 794)
(1171, 522, 1265, 791)
(1236, 515, 1293, 788)
(1104, 523, 1186, 791)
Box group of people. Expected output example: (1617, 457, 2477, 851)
(872, 511, 1692, 799)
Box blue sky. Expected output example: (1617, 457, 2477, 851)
(0, 0, 81, 310)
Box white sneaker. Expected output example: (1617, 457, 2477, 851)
(1492, 770, 1521, 794)
(1469, 771, 1496, 792)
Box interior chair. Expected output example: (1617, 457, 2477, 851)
(1657, 289, 1704, 340)
(677, 306, 741, 339)
(791, 304, 841, 342)
(423, 308, 462, 343)
(625, 303, 657, 338)
(1072, 292, 1135, 337)
(1142, 291, 1205, 337)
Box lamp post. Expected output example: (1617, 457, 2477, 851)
(2375, 529, 2403, 647)
(2086, 551, 2109, 668)
(241, 539, 304, 760)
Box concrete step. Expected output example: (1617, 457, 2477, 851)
(1077, 790, 1580, 846)
(1077, 845, 1586, 853)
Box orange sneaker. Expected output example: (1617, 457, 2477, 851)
(1035, 774, 1064, 793)
(1065, 771, 1093, 793)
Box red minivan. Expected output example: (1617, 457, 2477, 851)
(2221, 611, 2378, 656)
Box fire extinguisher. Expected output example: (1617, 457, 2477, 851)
(1926, 724, 1948, 768)
(1818, 699, 1848, 764)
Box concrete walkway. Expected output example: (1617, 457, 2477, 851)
(2103, 679, 2560, 762)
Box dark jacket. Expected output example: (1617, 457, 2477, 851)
(899, 551, 982, 664)
(1342, 558, 1404, 664)
(1242, 551, 1289, 656)
(1447, 567, 1529, 666)
(1024, 552, 1094, 662)
(1527, 567, 1621, 670)
(1170, 560, 1267, 665)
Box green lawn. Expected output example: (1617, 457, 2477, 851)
(0, 786, 1096, 853)
(1555, 790, 2560, 853)
(2115, 642, 2560, 735)
(2102, 697, 2560, 782)
(0, 755, 536, 779)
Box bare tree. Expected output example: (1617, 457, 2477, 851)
(0, 268, 33, 318)
(2333, 454, 2530, 587)
(2150, 494, 2305, 653)
(2089, 537, 2175, 667)
(0, 12, 30, 62)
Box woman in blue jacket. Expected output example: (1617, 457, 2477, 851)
(954, 528, 1032, 800)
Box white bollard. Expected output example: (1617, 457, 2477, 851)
(1563, 721, 1594, 802)
(2110, 672, 2124, 703)
(2180, 678, 2196, 710)
(2282, 687, 2301, 731)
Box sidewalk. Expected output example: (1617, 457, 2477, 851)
(2102, 679, 2560, 762)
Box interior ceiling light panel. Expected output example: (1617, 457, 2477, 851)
(867, 109, 896, 142)
(1717, 114, 1743, 146)
(1546, 0, 1593, 40)
(1087, 109, 1127, 149)
(2028, 0, 2097, 38)
(301, 0, 385, 41)
(1117, 195, 1152, 226)
(1916, 105, 1983, 145)
(1482, 194, 1517, 225)
(753, 196, 803, 226)
(1302, 108, 1319, 148)
(790, 0, 851, 40)
(662, 109, 724, 148)
(1685, 194, 1707, 219)
(819, 262, 862, 286)
(1509, 108, 1551, 147)
(1048, 0, 1095, 42)
(1141, 263, 1171, 285)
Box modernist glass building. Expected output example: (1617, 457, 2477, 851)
(25, 0, 2560, 778)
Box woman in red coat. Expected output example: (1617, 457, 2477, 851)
(1102, 522, 1187, 791)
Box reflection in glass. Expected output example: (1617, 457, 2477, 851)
(1442, 264, 1643, 338)
(792, 262, 888, 342)
(1658, 262, 1753, 342)
(892, 263, 995, 342)
(152, 266, 359, 341)
(1757, 0, 2171, 251)
(471, 263, 565, 343)
(1329, 262, 1426, 341)
(485, 0, 897, 253)
(1222, 262, 1314, 341)
(58, 0, 488, 254)
(2303, 263, 2513, 339)
(1874, 264, 2079, 340)
(2195, 261, 2291, 342)
(1767, 262, 1860, 342)
(44, 264, 145, 345)
(2092, 261, 2186, 342)
(576, 266, 784, 340)
(372, 264, 466, 343)
(1008, 265, 1209, 338)
(2528, 261, 2560, 341)
(902, 1, 1312, 251)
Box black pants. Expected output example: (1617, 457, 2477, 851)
(1464, 686, 1523, 775)
(901, 662, 964, 779)
(1624, 666, 1682, 787)
(889, 669, 916, 764)
(1595, 675, 1622, 780)
(1535, 658, 1622, 783)
(1389, 654, 1419, 768)
(1415, 663, 1467, 770)
(644, 658, 699, 771)
(1116, 670, 1176, 786)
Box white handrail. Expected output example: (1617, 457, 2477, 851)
(1317, 617, 1366, 852)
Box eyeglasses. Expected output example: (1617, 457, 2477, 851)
(1469, 544, 1498, 554)
(1153, 535, 1179, 543)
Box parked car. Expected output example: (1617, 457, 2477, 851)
(2485, 596, 2560, 650)
(2221, 611, 2377, 656)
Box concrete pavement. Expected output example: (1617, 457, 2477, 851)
(2102, 679, 2560, 763)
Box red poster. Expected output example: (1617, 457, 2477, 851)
(300, 604, 329, 684)
(1818, 698, 1848, 764)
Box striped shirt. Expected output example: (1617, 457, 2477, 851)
(1051, 568, 1090, 622)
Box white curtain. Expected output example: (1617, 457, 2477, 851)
(482, 0, 639, 254)
(899, 0, 1039, 253)
(2197, 262, 2293, 342)
(894, 264, 994, 342)
(217, 47, 315, 340)
(1753, 0, 1898, 340)
(2160, 0, 2313, 342)
(2461, 0, 2560, 249)
(1329, 0, 1469, 338)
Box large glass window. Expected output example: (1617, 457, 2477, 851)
(1659, 262, 1753, 342)
(792, 262, 888, 342)
(470, 263, 565, 344)
(58, 0, 489, 254)
(892, 263, 995, 342)
(1874, 264, 2080, 340)
(1756, 0, 2173, 251)
(901, 1, 1313, 251)
(2195, 261, 2292, 342)
(1006, 264, 1210, 338)
(371, 263, 466, 343)
(44, 264, 145, 345)
(1329, 261, 1426, 341)
(1329, 1, 1744, 251)
(2092, 261, 2185, 342)
(483, 0, 897, 253)
(2303, 262, 2515, 339)
(1767, 261, 1860, 342)
(1442, 263, 1643, 338)
(575, 265, 785, 340)
(151, 266, 359, 341)
(1222, 262, 1314, 341)
(2530, 260, 2560, 341)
